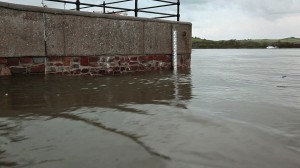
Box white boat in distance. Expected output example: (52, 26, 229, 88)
(266, 46, 278, 49)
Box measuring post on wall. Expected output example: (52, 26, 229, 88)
(172, 29, 178, 73)
(172, 29, 179, 103)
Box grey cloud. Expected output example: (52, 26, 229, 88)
(229, 0, 300, 18)
(183, 0, 211, 5)
(1, 0, 67, 9)
(182, 0, 300, 19)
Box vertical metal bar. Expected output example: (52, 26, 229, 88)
(177, 0, 180, 21)
(135, 0, 138, 17)
(76, 0, 80, 11)
(103, 1, 106, 13)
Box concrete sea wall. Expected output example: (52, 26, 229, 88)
(0, 2, 192, 76)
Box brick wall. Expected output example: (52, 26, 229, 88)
(0, 55, 190, 76)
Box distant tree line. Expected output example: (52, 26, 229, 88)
(192, 37, 300, 49)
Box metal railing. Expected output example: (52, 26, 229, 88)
(45, 0, 180, 21)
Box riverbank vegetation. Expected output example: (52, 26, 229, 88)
(192, 37, 300, 49)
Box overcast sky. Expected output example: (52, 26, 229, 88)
(2, 0, 300, 40)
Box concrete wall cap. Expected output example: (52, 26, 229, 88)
(0, 1, 191, 25)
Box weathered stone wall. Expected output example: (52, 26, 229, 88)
(0, 55, 191, 76)
(0, 2, 192, 76)
(46, 55, 172, 76)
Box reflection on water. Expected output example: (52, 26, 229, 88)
(0, 71, 192, 114)
(0, 71, 192, 168)
(1, 49, 300, 168)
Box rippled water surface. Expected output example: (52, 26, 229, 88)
(1, 49, 300, 168)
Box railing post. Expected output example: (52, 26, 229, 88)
(177, 0, 180, 21)
(135, 0, 138, 17)
(103, 1, 106, 13)
(76, 0, 80, 11)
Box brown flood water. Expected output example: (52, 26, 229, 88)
(1, 49, 300, 168)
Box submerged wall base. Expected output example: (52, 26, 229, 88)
(0, 55, 190, 76)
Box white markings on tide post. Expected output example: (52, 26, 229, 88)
(172, 30, 177, 73)
(172, 29, 179, 102)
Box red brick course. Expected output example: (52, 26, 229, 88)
(0, 54, 190, 76)
(31, 64, 45, 73)
(7, 58, 19, 66)
(20, 57, 32, 64)
(0, 58, 7, 64)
